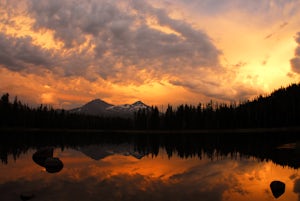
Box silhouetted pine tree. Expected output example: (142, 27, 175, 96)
(1, 83, 300, 130)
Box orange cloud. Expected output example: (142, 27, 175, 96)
(1, 0, 300, 108)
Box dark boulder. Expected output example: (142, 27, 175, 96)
(44, 157, 64, 173)
(270, 180, 285, 198)
(32, 147, 53, 167)
(32, 148, 64, 173)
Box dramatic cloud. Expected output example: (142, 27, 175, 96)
(173, 0, 298, 23)
(169, 66, 263, 102)
(290, 32, 300, 73)
(0, 33, 54, 71)
(0, 0, 299, 107)
(25, 0, 221, 82)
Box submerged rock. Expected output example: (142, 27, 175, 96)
(270, 180, 285, 198)
(20, 192, 34, 201)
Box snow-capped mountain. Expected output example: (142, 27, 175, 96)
(69, 99, 113, 116)
(77, 144, 146, 160)
(106, 101, 149, 113)
(69, 99, 150, 117)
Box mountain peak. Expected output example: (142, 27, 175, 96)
(105, 100, 150, 117)
(69, 98, 113, 116)
(132, 101, 146, 106)
(87, 99, 110, 105)
(70, 99, 150, 117)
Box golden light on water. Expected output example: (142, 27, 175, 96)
(1, 148, 299, 200)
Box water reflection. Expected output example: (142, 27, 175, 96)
(20, 192, 35, 201)
(32, 148, 64, 173)
(270, 180, 285, 198)
(1, 131, 300, 200)
(0, 146, 299, 200)
(78, 143, 145, 160)
(2, 130, 300, 168)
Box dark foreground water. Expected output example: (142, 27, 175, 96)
(1, 130, 300, 201)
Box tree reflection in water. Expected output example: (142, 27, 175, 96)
(1, 130, 300, 168)
(0, 130, 300, 200)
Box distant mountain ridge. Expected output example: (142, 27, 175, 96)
(69, 99, 150, 117)
(2, 83, 300, 130)
(69, 99, 113, 116)
(77, 144, 145, 160)
(107, 101, 149, 113)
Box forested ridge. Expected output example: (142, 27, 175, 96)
(1, 83, 300, 130)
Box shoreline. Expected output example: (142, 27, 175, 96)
(1, 126, 300, 134)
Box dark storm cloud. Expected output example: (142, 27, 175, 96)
(290, 32, 300, 73)
(29, 0, 122, 48)
(131, 0, 221, 67)
(291, 58, 300, 73)
(0, 33, 53, 71)
(0, 32, 95, 79)
(25, 0, 221, 81)
(170, 78, 260, 101)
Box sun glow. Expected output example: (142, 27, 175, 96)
(1, 0, 300, 108)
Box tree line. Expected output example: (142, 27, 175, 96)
(1, 83, 300, 130)
(0, 93, 132, 129)
(2, 130, 300, 169)
(133, 83, 300, 129)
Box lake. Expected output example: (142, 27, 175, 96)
(1, 129, 300, 201)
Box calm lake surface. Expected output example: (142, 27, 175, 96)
(1, 130, 300, 201)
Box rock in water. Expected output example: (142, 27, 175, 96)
(270, 180, 285, 198)
(32, 147, 54, 167)
(20, 192, 34, 201)
(44, 157, 64, 173)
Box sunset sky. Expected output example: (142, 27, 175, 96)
(1, 0, 300, 109)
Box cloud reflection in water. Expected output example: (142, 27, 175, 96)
(0, 147, 299, 201)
